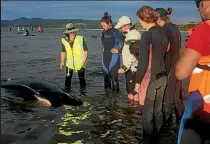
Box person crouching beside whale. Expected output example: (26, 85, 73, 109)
(60, 23, 88, 92)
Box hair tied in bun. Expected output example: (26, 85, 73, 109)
(104, 12, 108, 17)
(167, 7, 172, 15)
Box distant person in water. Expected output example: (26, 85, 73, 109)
(155, 7, 184, 122)
(100, 12, 124, 92)
(25, 29, 30, 36)
(37, 26, 43, 32)
(60, 23, 88, 92)
(9, 26, 12, 31)
(31, 26, 33, 31)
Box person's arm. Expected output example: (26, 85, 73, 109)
(135, 32, 151, 83)
(101, 31, 104, 46)
(82, 38, 88, 63)
(115, 29, 125, 53)
(175, 23, 208, 80)
(175, 48, 200, 80)
(61, 43, 66, 64)
(121, 44, 132, 71)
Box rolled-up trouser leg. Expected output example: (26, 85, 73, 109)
(154, 76, 167, 132)
(65, 67, 73, 92)
(78, 67, 86, 88)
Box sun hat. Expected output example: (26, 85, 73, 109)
(63, 23, 79, 34)
(115, 16, 132, 29)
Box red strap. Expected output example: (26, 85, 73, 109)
(167, 43, 170, 52)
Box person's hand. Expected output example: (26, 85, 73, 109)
(134, 83, 141, 93)
(111, 48, 118, 54)
(81, 60, 86, 67)
(60, 62, 65, 69)
(118, 68, 125, 74)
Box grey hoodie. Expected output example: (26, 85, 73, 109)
(122, 29, 141, 72)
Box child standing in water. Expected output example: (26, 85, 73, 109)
(115, 16, 141, 101)
(100, 12, 124, 92)
(127, 40, 151, 106)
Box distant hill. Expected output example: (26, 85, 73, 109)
(1, 17, 199, 31)
(1, 17, 103, 29)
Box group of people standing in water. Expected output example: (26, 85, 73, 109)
(60, 0, 210, 143)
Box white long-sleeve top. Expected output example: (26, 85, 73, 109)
(122, 29, 141, 72)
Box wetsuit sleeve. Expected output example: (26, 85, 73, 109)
(61, 43, 66, 52)
(83, 37, 88, 51)
(135, 32, 151, 83)
(101, 31, 104, 46)
(113, 29, 125, 53)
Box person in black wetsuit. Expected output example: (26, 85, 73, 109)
(155, 7, 185, 122)
(100, 12, 125, 92)
(134, 6, 169, 139)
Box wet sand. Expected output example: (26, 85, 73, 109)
(1, 27, 189, 144)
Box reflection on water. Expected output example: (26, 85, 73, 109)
(1, 28, 190, 144)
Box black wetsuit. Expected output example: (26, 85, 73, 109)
(61, 36, 88, 91)
(101, 27, 124, 92)
(162, 23, 185, 122)
(25, 29, 30, 36)
(135, 26, 169, 136)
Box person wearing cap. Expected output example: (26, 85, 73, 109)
(60, 23, 88, 92)
(115, 16, 151, 106)
(155, 7, 185, 123)
(176, 0, 210, 143)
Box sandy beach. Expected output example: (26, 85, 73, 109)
(1, 27, 189, 144)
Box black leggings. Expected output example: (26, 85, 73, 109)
(65, 67, 86, 91)
(163, 70, 184, 121)
(142, 76, 167, 135)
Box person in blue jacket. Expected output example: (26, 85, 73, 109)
(100, 12, 125, 92)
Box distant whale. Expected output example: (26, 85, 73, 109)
(1, 78, 83, 107)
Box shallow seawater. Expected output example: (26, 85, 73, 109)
(1, 28, 189, 144)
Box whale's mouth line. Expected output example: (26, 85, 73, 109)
(35, 95, 51, 107)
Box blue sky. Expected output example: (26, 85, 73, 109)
(1, 1, 201, 24)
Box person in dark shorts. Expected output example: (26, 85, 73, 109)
(60, 23, 88, 92)
(135, 6, 169, 138)
(115, 16, 141, 101)
(100, 12, 124, 92)
(155, 7, 185, 122)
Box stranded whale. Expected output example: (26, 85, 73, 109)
(1, 78, 82, 107)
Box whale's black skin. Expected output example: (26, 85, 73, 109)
(1, 79, 83, 107)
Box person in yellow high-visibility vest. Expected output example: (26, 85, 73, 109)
(60, 23, 88, 92)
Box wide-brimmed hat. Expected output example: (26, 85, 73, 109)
(63, 23, 79, 34)
(115, 16, 132, 29)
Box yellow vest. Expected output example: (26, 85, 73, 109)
(61, 35, 85, 71)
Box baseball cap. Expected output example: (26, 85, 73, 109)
(115, 16, 132, 29)
(155, 8, 170, 17)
